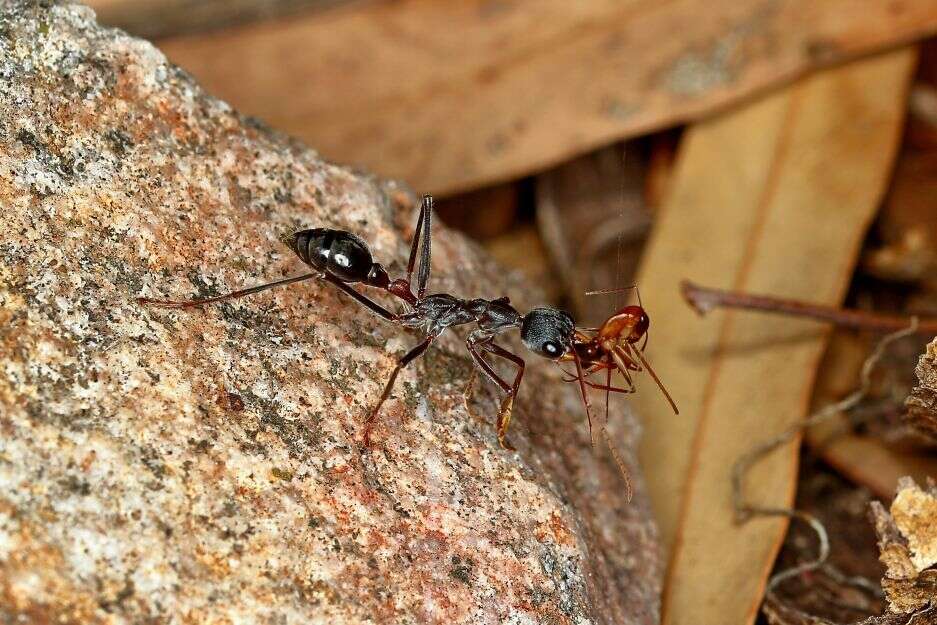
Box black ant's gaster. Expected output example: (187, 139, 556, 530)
(139, 195, 677, 458)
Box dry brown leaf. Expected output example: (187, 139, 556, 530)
(108, 0, 937, 194)
(631, 48, 916, 625)
(85, 0, 350, 38)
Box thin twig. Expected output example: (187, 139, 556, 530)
(682, 280, 937, 335)
(731, 320, 919, 614)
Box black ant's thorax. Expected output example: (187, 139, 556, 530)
(404, 293, 522, 337)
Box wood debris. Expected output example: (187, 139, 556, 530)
(871, 479, 937, 618)
(907, 338, 937, 440)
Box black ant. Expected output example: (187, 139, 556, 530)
(138, 195, 677, 456)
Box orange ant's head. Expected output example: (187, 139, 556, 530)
(597, 305, 649, 345)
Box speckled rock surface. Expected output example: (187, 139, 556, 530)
(0, 3, 661, 624)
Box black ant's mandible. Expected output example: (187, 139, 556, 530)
(139, 195, 677, 451)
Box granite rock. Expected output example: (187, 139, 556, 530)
(0, 3, 660, 623)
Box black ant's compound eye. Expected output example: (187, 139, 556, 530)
(521, 307, 575, 360)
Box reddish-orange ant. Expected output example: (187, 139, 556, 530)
(556, 288, 678, 443)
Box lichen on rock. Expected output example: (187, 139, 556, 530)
(0, 2, 660, 623)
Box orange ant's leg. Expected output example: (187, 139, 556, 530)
(605, 364, 612, 424)
(596, 356, 635, 499)
(611, 346, 640, 376)
(581, 381, 634, 394)
(571, 357, 635, 395)
(609, 347, 639, 400)
(615, 344, 679, 415)
(559, 361, 605, 383)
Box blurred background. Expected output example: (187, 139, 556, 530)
(85, 2, 937, 624)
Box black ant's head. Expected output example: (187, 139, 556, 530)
(521, 307, 575, 360)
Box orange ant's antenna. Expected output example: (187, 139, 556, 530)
(585, 284, 641, 304)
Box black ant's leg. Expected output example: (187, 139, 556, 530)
(484, 343, 525, 450)
(416, 195, 433, 299)
(405, 195, 433, 289)
(571, 350, 596, 447)
(138, 272, 319, 309)
(322, 273, 402, 322)
(405, 198, 425, 283)
(466, 339, 509, 390)
(466, 335, 525, 450)
(363, 334, 436, 447)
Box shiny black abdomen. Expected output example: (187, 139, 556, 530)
(293, 228, 373, 283)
